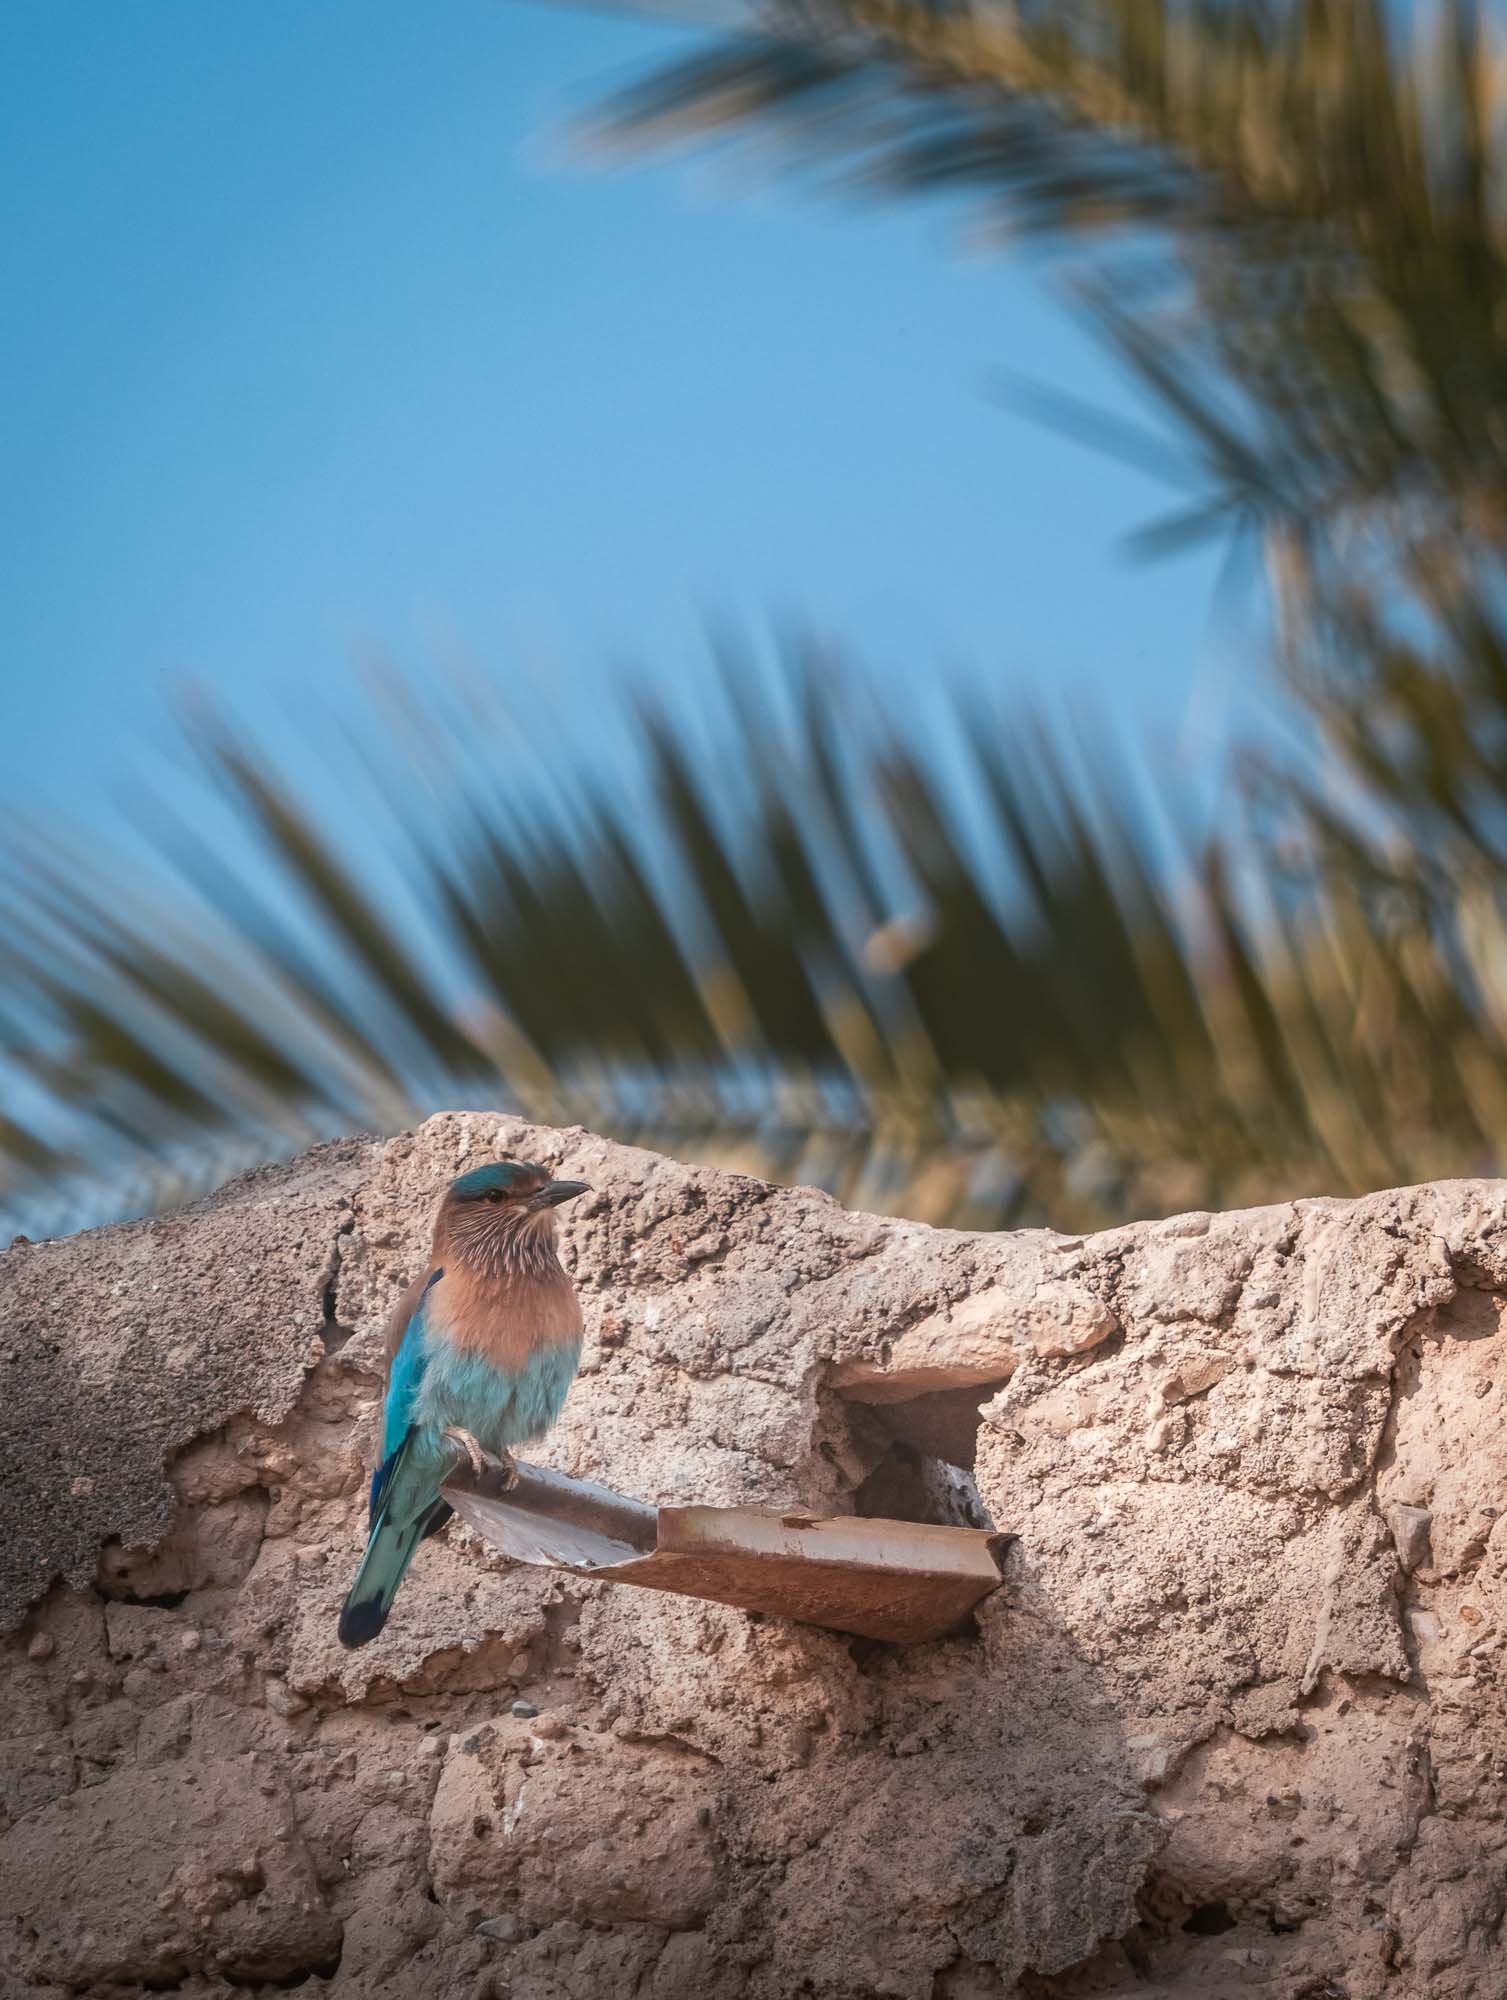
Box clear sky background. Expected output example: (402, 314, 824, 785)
(1, 0, 1244, 836)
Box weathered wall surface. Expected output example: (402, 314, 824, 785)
(2, 1115, 1505, 1999)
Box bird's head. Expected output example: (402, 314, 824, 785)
(434, 1160, 590, 1275)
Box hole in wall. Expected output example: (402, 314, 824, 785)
(95, 1484, 271, 1604)
(1182, 1901, 1238, 1937)
(838, 1380, 1008, 1529)
(854, 1441, 994, 1529)
(235, 1948, 344, 1988)
(93, 1574, 192, 1612)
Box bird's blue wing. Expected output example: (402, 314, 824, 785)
(370, 1268, 442, 1521)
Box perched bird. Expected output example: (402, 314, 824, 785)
(338, 1159, 588, 1648)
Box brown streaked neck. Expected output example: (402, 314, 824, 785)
(429, 1226, 582, 1364)
(432, 1207, 569, 1287)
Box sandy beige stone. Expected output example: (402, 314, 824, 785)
(3, 1122, 1507, 1995)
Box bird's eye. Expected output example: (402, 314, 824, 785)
(484, 1187, 506, 1205)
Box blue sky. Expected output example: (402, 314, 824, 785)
(1, 0, 1241, 833)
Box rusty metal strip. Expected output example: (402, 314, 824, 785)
(441, 1453, 1010, 1644)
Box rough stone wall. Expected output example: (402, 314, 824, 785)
(2, 1114, 1505, 1999)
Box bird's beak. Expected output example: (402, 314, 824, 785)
(535, 1179, 590, 1209)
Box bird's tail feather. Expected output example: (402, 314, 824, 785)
(338, 1496, 449, 1649)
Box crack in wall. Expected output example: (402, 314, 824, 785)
(318, 1201, 358, 1355)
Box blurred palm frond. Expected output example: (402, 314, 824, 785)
(2, 647, 1503, 1242)
(11, 2, 1507, 1235)
(592, 0, 1507, 592)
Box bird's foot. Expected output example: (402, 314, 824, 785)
(442, 1427, 488, 1481)
(441, 1429, 520, 1491)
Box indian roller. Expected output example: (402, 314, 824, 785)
(338, 1159, 589, 1648)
